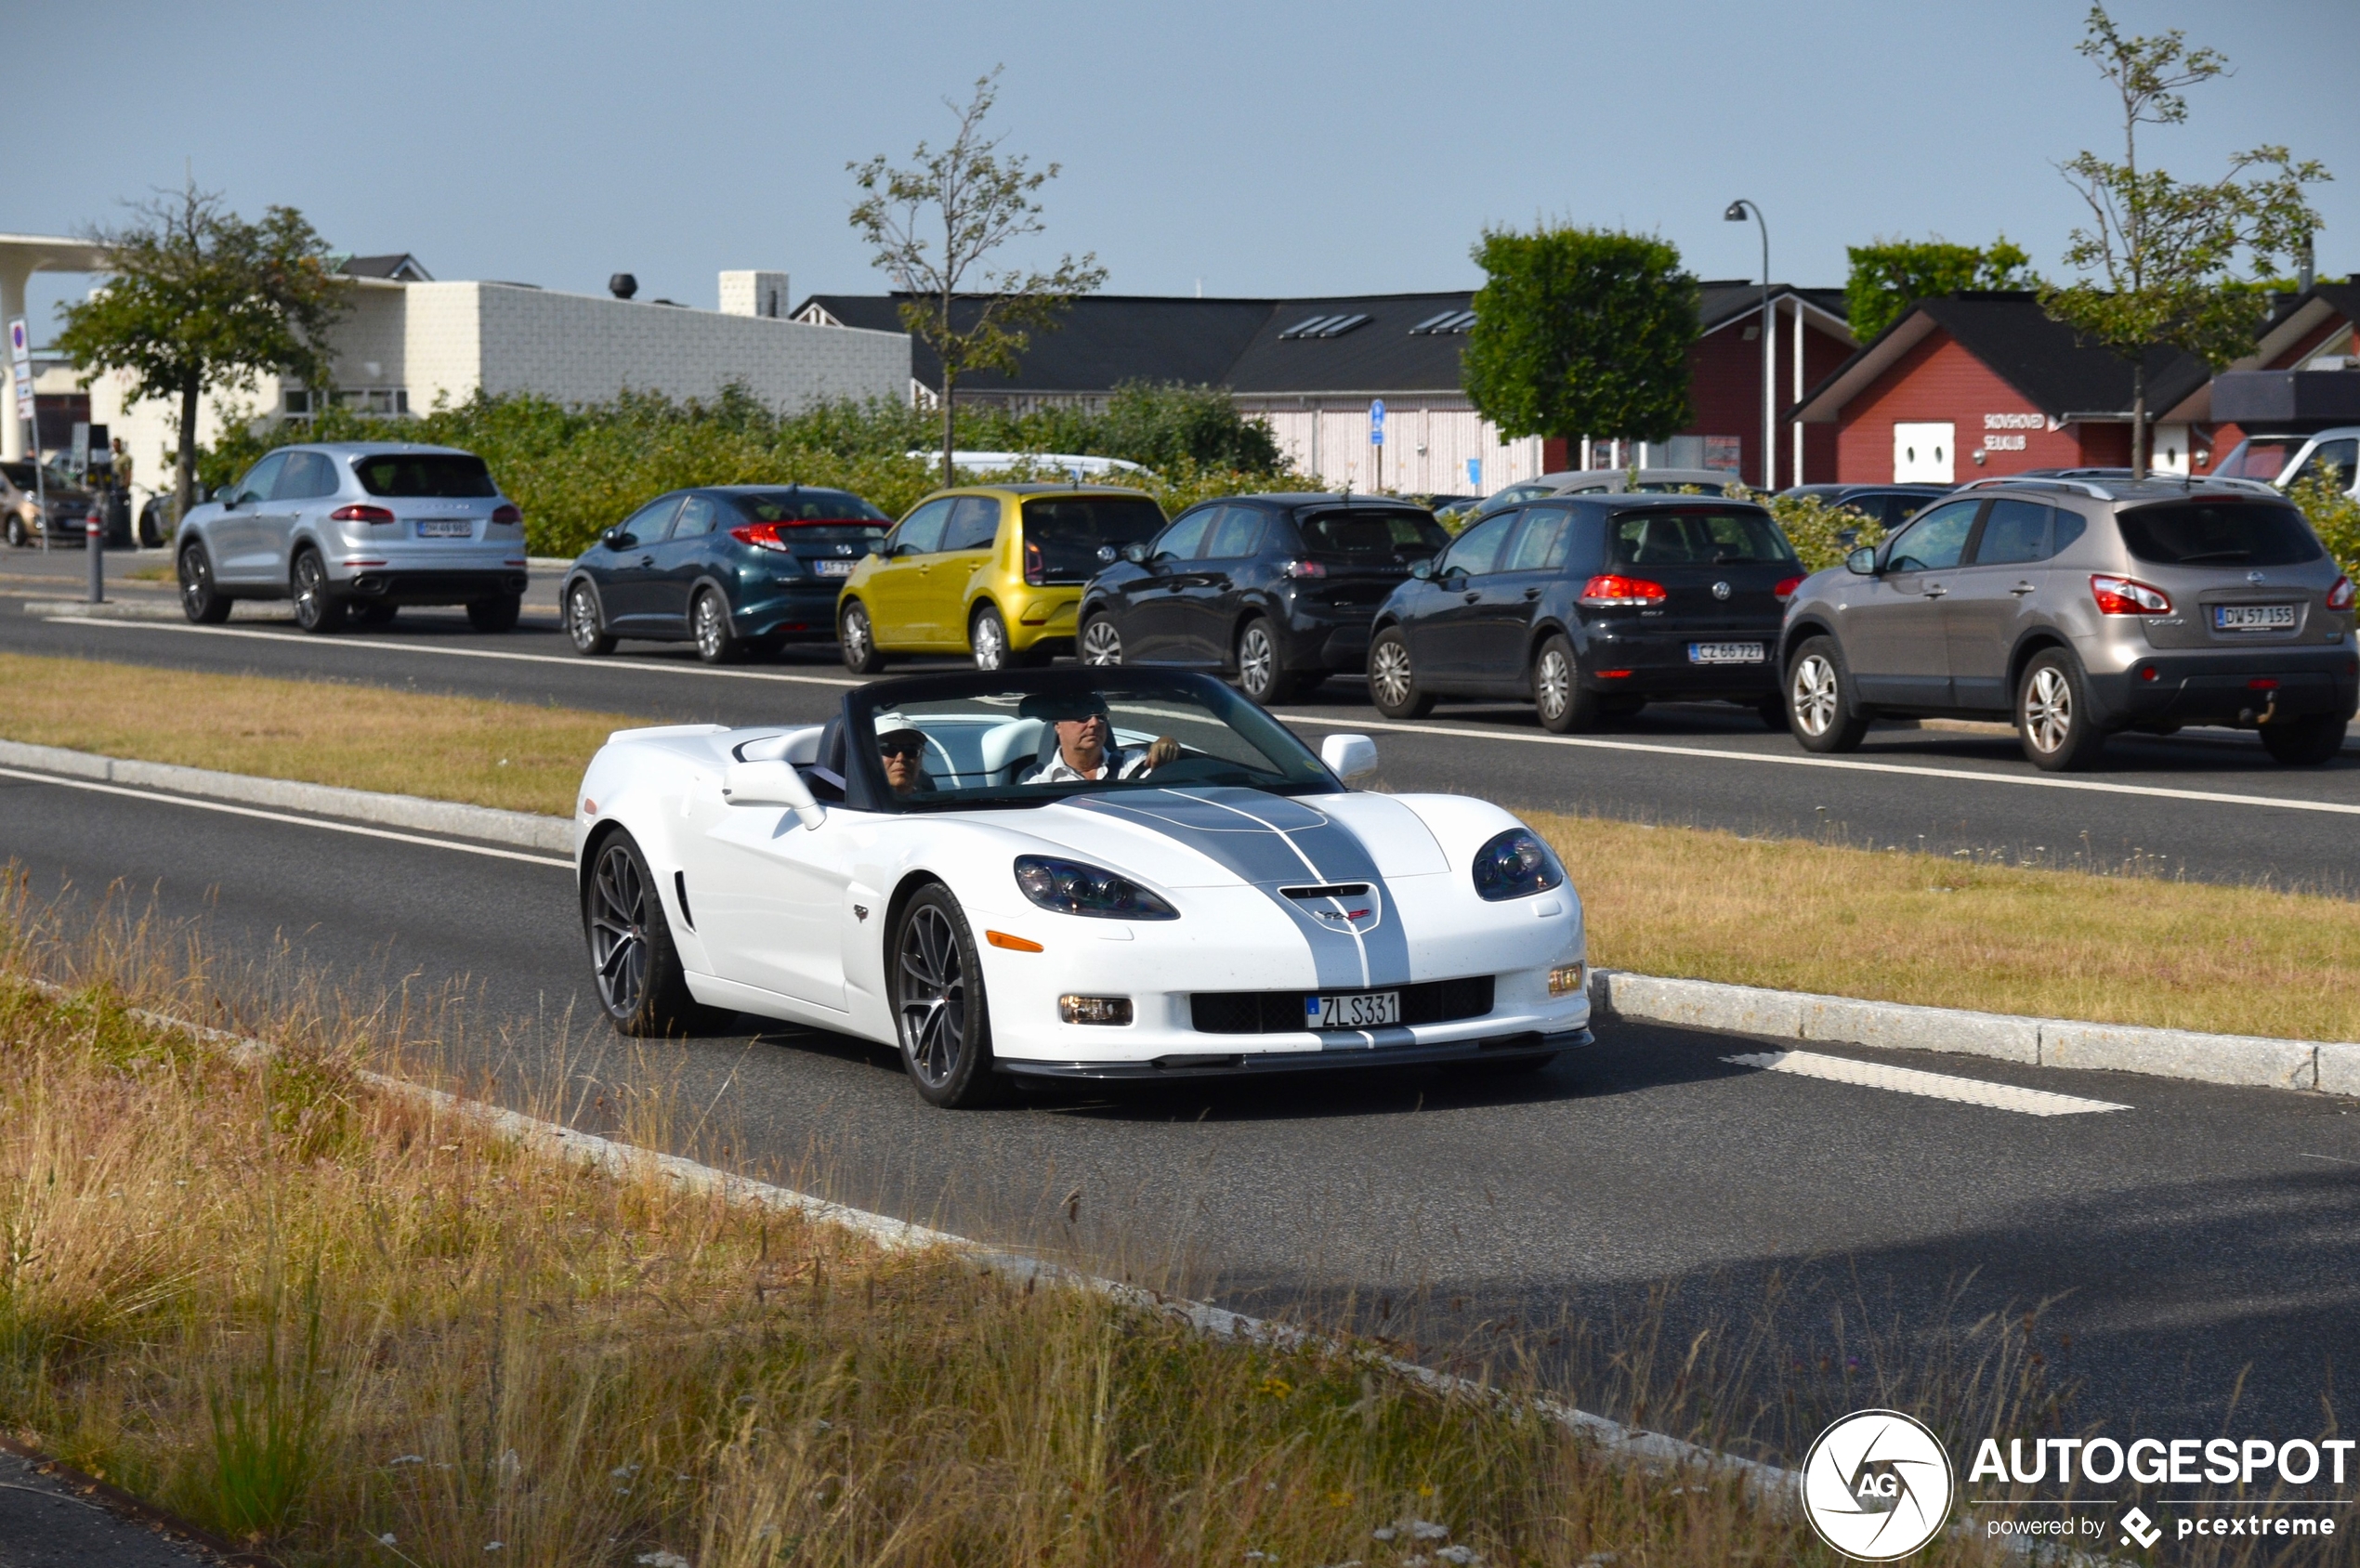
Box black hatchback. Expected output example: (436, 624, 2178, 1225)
(1076, 494, 1449, 703)
(1366, 494, 1803, 731)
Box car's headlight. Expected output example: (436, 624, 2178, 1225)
(1014, 856, 1179, 920)
(1470, 828, 1565, 902)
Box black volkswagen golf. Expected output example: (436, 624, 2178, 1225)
(1076, 494, 1449, 703)
(1366, 494, 1803, 731)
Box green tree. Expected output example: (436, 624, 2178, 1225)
(848, 69, 1108, 486)
(1462, 227, 1697, 454)
(2038, 4, 2328, 479)
(1843, 237, 2030, 341)
(56, 179, 346, 521)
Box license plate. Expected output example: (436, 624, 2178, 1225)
(2213, 604, 2294, 632)
(813, 558, 857, 577)
(415, 518, 473, 538)
(1307, 990, 1400, 1029)
(1687, 641, 1764, 664)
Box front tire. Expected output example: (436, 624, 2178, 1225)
(1235, 617, 1297, 705)
(568, 581, 615, 655)
(1787, 636, 1867, 752)
(1079, 611, 1123, 665)
(840, 600, 885, 674)
(1532, 634, 1601, 735)
(891, 884, 1004, 1108)
(179, 542, 231, 624)
(690, 586, 740, 663)
(2016, 648, 2106, 772)
(1367, 626, 1434, 720)
(2259, 714, 2347, 766)
(291, 549, 347, 634)
(583, 831, 725, 1037)
(7, 513, 27, 548)
(467, 594, 522, 634)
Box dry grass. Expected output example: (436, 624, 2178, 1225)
(0, 890, 2060, 1568)
(0, 650, 617, 816)
(1532, 808, 2360, 1042)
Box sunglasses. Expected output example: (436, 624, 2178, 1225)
(879, 738, 926, 760)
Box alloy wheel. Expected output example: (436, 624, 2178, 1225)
(896, 904, 967, 1089)
(1536, 647, 1572, 722)
(293, 553, 337, 632)
(694, 592, 728, 660)
(972, 613, 1006, 671)
(180, 551, 209, 613)
(1081, 617, 1122, 665)
(587, 842, 650, 1019)
(2024, 666, 2072, 754)
(845, 607, 871, 660)
(1370, 639, 1414, 709)
(569, 585, 601, 650)
(1790, 653, 1841, 738)
(1238, 623, 1276, 696)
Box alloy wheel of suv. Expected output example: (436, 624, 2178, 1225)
(1080, 613, 1123, 665)
(290, 550, 347, 634)
(178, 542, 231, 624)
(1787, 637, 1867, 752)
(2016, 648, 2106, 772)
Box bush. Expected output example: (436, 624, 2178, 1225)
(2287, 469, 2360, 581)
(1718, 485, 1886, 573)
(200, 383, 1308, 557)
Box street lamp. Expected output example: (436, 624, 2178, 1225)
(1724, 200, 1773, 490)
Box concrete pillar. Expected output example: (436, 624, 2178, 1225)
(1, 258, 28, 461)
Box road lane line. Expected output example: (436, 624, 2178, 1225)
(45, 616, 862, 688)
(1722, 1049, 2131, 1116)
(1276, 711, 2360, 818)
(0, 766, 575, 868)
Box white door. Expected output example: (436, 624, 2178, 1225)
(689, 800, 853, 1011)
(1893, 423, 1955, 485)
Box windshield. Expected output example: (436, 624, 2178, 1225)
(1021, 494, 1167, 582)
(847, 672, 1335, 810)
(354, 452, 498, 498)
(2115, 501, 2322, 568)
(1606, 507, 1797, 567)
(2212, 438, 2303, 484)
(1295, 508, 1449, 561)
(730, 488, 889, 522)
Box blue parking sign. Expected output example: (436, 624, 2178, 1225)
(1369, 399, 1385, 446)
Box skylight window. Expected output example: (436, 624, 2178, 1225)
(1409, 309, 1476, 334)
(1279, 314, 1340, 339)
(1315, 313, 1371, 337)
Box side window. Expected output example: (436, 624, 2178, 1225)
(1440, 510, 1515, 577)
(1152, 509, 1215, 562)
(620, 494, 682, 542)
(1971, 499, 2051, 566)
(235, 452, 289, 505)
(1884, 500, 1979, 572)
(272, 451, 334, 500)
(1501, 507, 1572, 571)
(672, 495, 719, 539)
(1204, 506, 1265, 559)
(890, 498, 953, 555)
(2051, 508, 2088, 555)
(941, 496, 1003, 552)
(2292, 438, 2357, 493)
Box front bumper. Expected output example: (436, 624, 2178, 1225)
(1001, 1025, 1593, 1079)
(2091, 647, 2360, 727)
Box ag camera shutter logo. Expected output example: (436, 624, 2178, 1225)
(1800, 1409, 1955, 1560)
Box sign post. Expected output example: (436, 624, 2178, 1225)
(8, 318, 40, 553)
(1369, 399, 1385, 493)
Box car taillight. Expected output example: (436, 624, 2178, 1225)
(330, 504, 396, 525)
(1578, 574, 1668, 608)
(1024, 540, 1045, 585)
(1773, 576, 1803, 601)
(2330, 576, 2355, 610)
(728, 523, 794, 554)
(492, 503, 522, 526)
(1281, 558, 1328, 580)
(2090, 574, 2170, 615)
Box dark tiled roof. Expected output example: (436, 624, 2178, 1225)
(1696, 281, 1847, 334)
(334, 253, 433, 281)
(1225, 292, 1478, 394)
(794, 294, 1278, 394)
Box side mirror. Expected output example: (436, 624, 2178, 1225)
(1409, 558, 1435, 581)
(1121, 542, 1149, 564)
(1320, 732, 1379, 783)
(1845, 546, 1877, 575)
(720, 759, 824, 830)
(603, 527, 635, 550)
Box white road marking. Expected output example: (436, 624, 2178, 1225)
(0, 766, 576, 868)
(1276, 710, 2360, 819)
(1720, 1049, 2131, 1117)
(46, 616, 861, 688)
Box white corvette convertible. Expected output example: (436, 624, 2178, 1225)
(573, 669, 1592, 1107)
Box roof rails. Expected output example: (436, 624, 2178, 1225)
(1955, 476, 2119, 501)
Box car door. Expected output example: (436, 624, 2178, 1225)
(862, 498, 952, 649)
(213, 451, 289, 581)
(933, 495, 1003, 649)
(688, 782, 856, 1011)
(1409, 509, 1516, 681)
(269, 451, 338, 570)
(1122, 508, 1215, 661)
(1942, 498, 2052, 712)
(598, 494, 686, 630)
(1844, 497, 1981, 707)
(643, 493, 721, 631)
(1462, 505, 1572, 686)
(1180, 504, 1266, 663)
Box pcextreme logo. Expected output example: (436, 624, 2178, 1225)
(1800, 1410, 1957, 1561)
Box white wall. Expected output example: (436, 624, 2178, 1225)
(1241, 394, 1545, 495)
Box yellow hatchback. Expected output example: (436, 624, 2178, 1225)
(836, 483, 1168, 672)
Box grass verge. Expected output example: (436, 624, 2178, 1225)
(4, 649, 2355, 1041)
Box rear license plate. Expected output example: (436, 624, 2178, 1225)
(415, 519, 473, 538)
(1307, 990, 1400, 1029)
(2213, 604, 2295, 632)
(1687, 641, 1765, 664)
(813, 558, 857, 577)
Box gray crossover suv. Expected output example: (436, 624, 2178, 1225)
(1779, 477, 2357, 769)
(176, 442, 529, 633)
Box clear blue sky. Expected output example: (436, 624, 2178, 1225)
(18, 0, 2358, 337)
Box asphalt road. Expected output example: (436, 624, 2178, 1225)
(6, 758, 2358, 1461)
(4, 553, 2356, 892)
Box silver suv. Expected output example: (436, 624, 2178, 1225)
(176, 441, 529, 633)
(1779, 477, 2357, 769)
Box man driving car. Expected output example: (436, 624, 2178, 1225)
(1020, 692, 1178, 783)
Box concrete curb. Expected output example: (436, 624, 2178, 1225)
(0, 738, 576, 854)
(27, 597, 293, 621)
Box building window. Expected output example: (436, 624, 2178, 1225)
(330, 388, 411, 416)
(282, 388, 313, 418)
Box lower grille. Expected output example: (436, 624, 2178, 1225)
(1189, 975, 1495, 1035)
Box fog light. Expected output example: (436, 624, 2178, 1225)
(1549, 961, 1587, 998)
(1059, 994, 1134, 1026)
